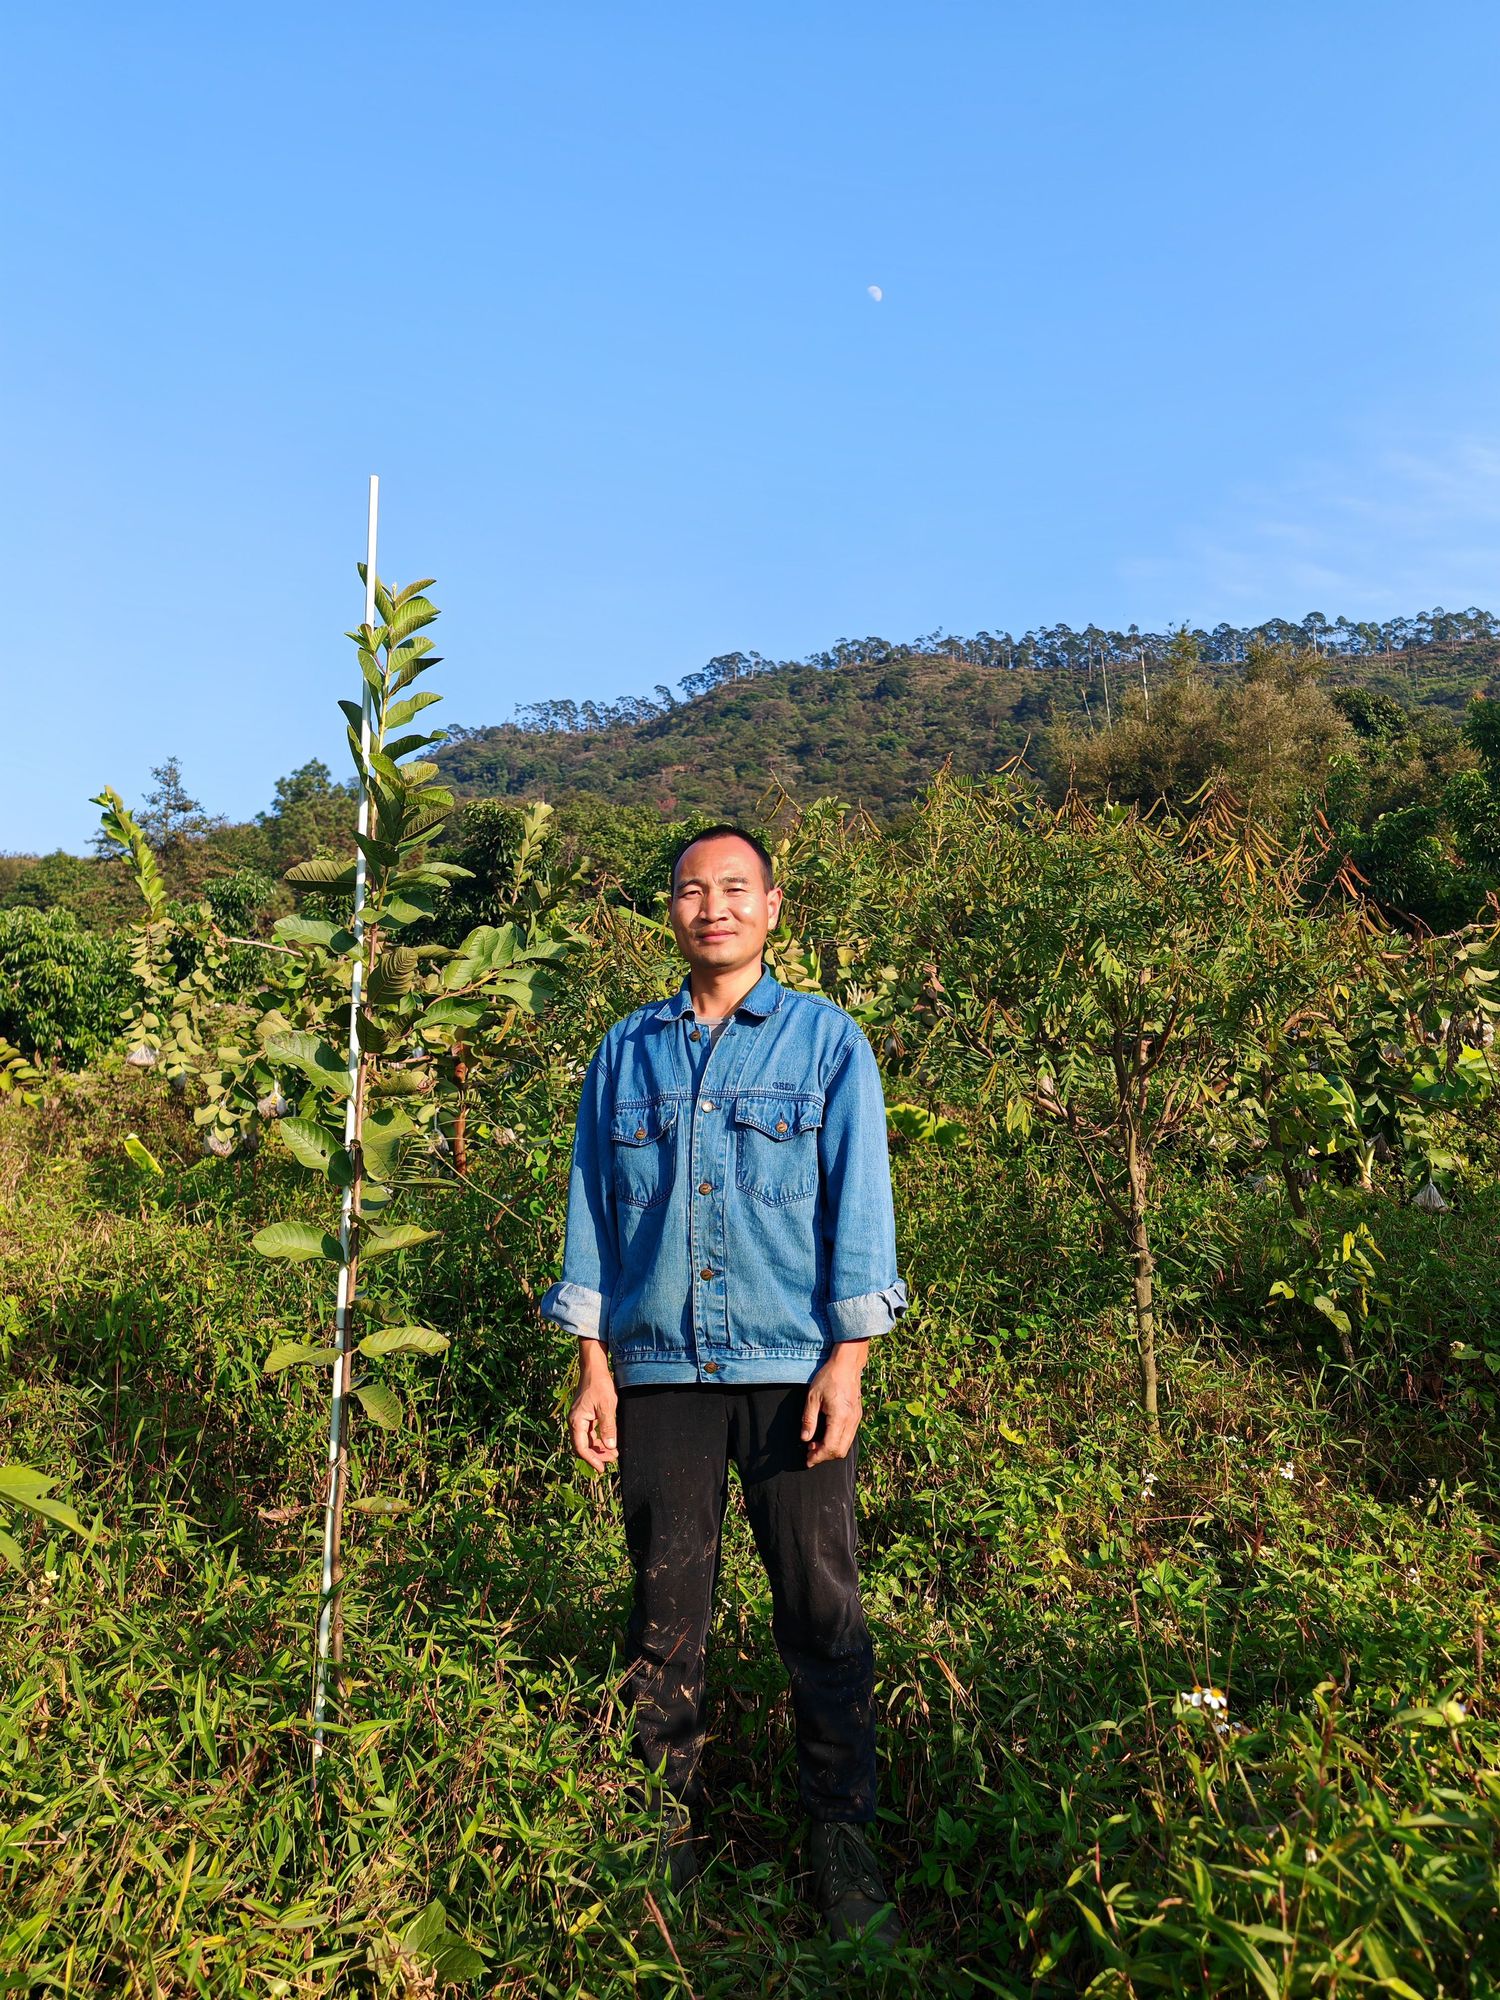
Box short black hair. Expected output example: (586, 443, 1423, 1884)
(669, 823, 775, 892)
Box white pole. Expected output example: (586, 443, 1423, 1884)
(312, 473, 379, 1762)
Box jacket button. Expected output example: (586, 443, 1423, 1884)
(689, 1029, 701, 1042)
(700, 1100, 714, 1112)
(698, 1181, 713, 1195)
(702, 1361, 720, 1373)
(699, 1267, 715, 1280)
(775, 1119, 788, 1133)
(634, 1126, 646, 1140)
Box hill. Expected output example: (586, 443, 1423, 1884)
(438, 634, 1500, 820)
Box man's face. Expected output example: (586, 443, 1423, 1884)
(669, 834, 783, 977)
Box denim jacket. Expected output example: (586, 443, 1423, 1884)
(539, 962, 907, 1385)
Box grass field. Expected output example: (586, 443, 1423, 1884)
(2, 1058, 1498, 1997)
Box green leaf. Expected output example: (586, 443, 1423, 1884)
(122, 1133, 164, 1175)
(264, 1341, 341, 1374)
(19, 1494, 86, 1534)
(358, 1325, 450, 1358)
(361, 1223, 439, 1262)
(277, 1118, 347, 1175)
(272, 916, 355, 952)
(0, 1466, 57, 1506)
(252, 1221, 344, 1263)
(366, 946, 419, 1007)
(354, 1382, 404, 1429)
(347, 1494, 414, 1514)
(0, 1528, 25, 1570)
(379, 888, 438, 928)
(366, 1070, 431, 1097)
(385, 690, 444, 730)
(418, 999, 488, 1032)
(382, 731, 446, 765)
(361, 1106, 415, 1185)
(386, 595, 440, 643)
(447, 924, 519, 977)
(284, 855, 358, 887)
(265, 1033, 351, 1099)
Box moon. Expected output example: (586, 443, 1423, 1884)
(867, 284, 883, 302)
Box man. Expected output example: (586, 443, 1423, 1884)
(540, 825, 907, 1945)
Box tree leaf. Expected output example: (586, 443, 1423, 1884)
(264, 1340, 341, 1374)
(366, 1070, 431, 1098)
(379, 888, 438, 928)
(252, 1221, 344, 1263)
(272, 916, 356, 953)
(358, 1325, 450, 1358)
(347, 1494, 414, 1514)
(361, 1224, 439, 1262)
(354, 1382, 404, 1429)
(284, 855, 359, 887)
(385, 690, 444, 730)
(265, 1032, 351, 1098)
(418, 999, 488, 1032)
(277, 1118, 347, 1175)
(122, 1133, 164, 1175)
(366, 946, 419, 1007)
(0, 1528, 25, 1570)
(386, 595, 440, 643)
(361, 1107, 414, 1186)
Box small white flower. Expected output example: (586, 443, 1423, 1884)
(1305, 1845, 1318, 1864)
(1278, 1463, 1295, 1481)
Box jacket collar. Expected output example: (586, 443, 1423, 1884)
(651, 961, 783, 1024)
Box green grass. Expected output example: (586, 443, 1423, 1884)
(2, 1066, 1498, 1996)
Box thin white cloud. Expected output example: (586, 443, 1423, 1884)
(1121, 432, 1500, 618)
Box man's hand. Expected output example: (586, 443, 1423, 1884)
(569, 1340, 619, 1472)
(801, 1340, 869, 1468)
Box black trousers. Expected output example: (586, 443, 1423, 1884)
(615, 1381, 877, 1824)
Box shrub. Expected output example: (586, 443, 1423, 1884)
(0, 905, 127, 1067)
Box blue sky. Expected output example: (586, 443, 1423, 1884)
(8, 3, 1500, 851)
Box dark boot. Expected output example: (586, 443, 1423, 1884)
(625, 1781, 702, 1894)
(807, 1821, 900, 1946)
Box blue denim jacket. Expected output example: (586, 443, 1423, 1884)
(539, 962, 907, 1385)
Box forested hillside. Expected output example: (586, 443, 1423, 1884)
(438, 624, 1500, 820)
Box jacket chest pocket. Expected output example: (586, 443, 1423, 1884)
(733, 1093, 823, 1206)
(611, 1102, 679, 1210)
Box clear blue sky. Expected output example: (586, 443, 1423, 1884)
(8, 2, 1500, 852)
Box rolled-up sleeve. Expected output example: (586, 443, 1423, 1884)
(819, 1028, 908, 1342)
(539, 1038, 617, 1342)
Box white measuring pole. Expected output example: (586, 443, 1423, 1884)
(312, 473, 379, 1761)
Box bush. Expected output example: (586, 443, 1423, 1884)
(0, 906, 127, 1067)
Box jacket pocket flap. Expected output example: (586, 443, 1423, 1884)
(733, 1093, 823, 1140)
(611, 1103, 678, 1145)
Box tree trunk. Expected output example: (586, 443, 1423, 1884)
(1125, 1124, 1160, 1436)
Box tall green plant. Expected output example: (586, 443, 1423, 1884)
(248, 568, 565, 1740)
(92, 787, 228, 1100)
